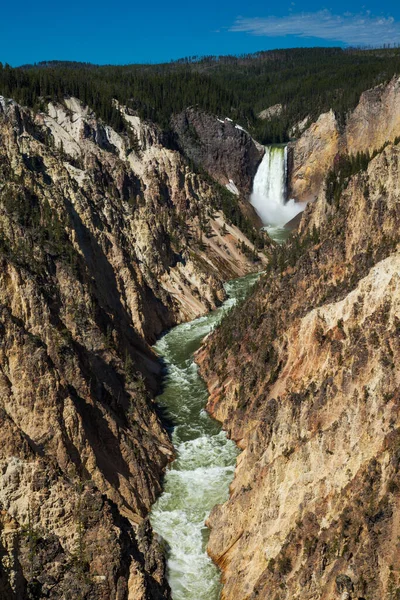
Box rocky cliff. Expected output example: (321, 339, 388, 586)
(198, 139, 400, 599)
(172, 108, 264, 197)
(289, 76, 400, 202)
(0, 95, 267, 599)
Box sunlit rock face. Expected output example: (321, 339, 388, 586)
(0, 95, 265, 598)
(288, 109, 341, 203)
(345, 76, 400, 154)
(198, 141, 400, 600)
(288, 77, 400, 202)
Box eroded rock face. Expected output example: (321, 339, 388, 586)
(346, 76, 400, 154)
(288, 110, 341, 202)
(172, 108, 264, 196)
(288, 77, 400, 202)
(258, 104, 283, 120)
(0, 96, 266, 598)
(198, 142, 400, 600)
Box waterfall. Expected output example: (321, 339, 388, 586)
(250, 145, 304, 227)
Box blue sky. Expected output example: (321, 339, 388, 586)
(1, 0, 400, 66)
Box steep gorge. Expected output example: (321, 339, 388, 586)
(0, 95, 268, 599)
(2, 67, 400, 600)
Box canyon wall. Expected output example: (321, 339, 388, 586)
(289, 76, 400, 202)
(198, 141, 400, 600)
(172, 108, 264, 197)
(0, 96, 266, 598)
(4, 72, 400, 600)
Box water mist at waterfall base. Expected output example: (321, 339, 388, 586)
(251, 145, 305, 240)
(150, 274, 259, 600)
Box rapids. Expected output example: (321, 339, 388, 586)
(150, 273, 259, 600)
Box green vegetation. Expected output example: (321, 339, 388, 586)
(21, 506, 40, 581)
(2, 47, 400, 143)
(325, 152, 371, 206)
(325, 137, 400, 206)
(215, 185, 267, 249)
(267, 225, 320, 273)
(277, 554, 293, 576)
(0, 181, 81, 274)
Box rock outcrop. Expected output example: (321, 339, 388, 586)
(198, 141, 400, 599)
(0, 95, 267, 598)
(345, 77, 400, 155)
(288, 109, 341, 202)
(288, 76, 400, 202)
(258, 104, 283, 120)
(172, 108, 264, 196)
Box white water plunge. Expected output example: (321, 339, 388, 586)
(250, 145, 304, 227)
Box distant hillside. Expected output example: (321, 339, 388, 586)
(2, 47, 400, 142)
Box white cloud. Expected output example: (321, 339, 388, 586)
(229, 10, 400, 45)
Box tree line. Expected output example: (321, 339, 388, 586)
(1, 46, 400, 143)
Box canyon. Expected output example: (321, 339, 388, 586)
(0, 64, 399, 600)
(0, 94, 267, 599)
(288, 75, 400, 203)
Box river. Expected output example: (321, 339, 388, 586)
(150, 272, 259, 600)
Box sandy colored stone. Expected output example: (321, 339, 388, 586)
(198, 142, 400, 600)
(0, 95, 267, 598)
(288, 77, 400, 202)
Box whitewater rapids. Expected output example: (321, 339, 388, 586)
(150, 273, 259, 600)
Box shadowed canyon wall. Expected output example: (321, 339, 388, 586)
(0, 95, 268, 599)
